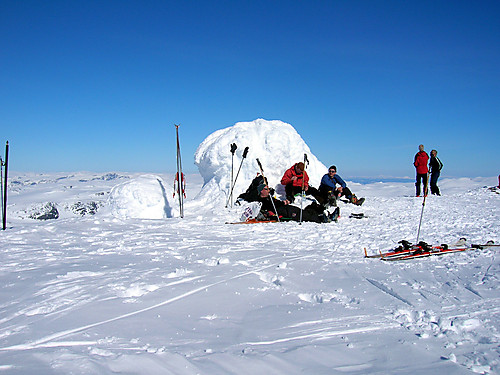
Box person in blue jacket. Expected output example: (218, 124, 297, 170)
(319, 165, 365, 206)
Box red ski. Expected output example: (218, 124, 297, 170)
(380, 241, 497, 261)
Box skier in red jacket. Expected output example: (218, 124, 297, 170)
(281, 162, 323, 204)
(414, 144, 430, 197)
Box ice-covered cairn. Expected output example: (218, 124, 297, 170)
(194, 119, 327, 205)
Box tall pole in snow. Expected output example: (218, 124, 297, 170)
(226, 143, 237, 208)
(2, 141, 8, 230)
(226, 146, 248, 208)
(416, 172, 429, 243)
(0, 156, 3, 228)
(299, 153, 309, 224)
(174, 125, 184, 218)
(256, 158, 280, 222)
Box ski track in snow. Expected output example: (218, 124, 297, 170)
(0, 172, 499, 374)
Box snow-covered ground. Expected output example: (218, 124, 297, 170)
(1, 171, 498, 374)
(0, 121, 499, 374)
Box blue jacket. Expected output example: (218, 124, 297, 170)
(320, 173, 346, 190)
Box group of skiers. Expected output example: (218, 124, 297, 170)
(414, 144, 443, 197)
(236, 143, 447, 223)
(238, 162, 365, 223)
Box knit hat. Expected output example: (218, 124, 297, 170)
(296, 162, 305, 172)
(257, 183, 267, 194)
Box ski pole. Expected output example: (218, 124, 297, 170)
(416, 172, 430, 243)
(175, 125, 184, 218)
(256, 158, 280, 222)
(225, 146, 248, 208)
(227, 143, 237, 208)
(2, 141, 8, 230)
(0, 156, 3, 226)
(299, 153, 309, 224)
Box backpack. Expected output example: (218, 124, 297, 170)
(238, 175, 266, 203)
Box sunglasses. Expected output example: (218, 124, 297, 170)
(329, 170, 336, 173)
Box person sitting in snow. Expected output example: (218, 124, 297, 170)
(257, 183, 338, 223)
(319, 165, 365, 206)
(281, 162, 324, 204)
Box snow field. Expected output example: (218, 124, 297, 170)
(0, 172, 499, 374)
(0, 120, 499, 374)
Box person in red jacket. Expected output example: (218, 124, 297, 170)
(414, 144, 430, 197)
(281, 162, 324, 204)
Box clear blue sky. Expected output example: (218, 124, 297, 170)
(1, 0, 498, 178)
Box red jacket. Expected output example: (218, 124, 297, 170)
(281, 164, 309, 187)
(414, 151, 429, 174)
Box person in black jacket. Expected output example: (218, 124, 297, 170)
(429, 149, 443, 196)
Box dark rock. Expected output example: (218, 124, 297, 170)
(70, 201, 101, 216)
(29, 203, 59, 220)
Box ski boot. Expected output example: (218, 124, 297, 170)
(323, 191, 337, 208)
(323, 207, 340, 222)
(350, 195, 365, 206)
(329, 207, 340, 222)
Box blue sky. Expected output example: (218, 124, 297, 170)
(1, 0, 498, 178)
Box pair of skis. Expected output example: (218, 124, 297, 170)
(173, 125, 185, 218)
(225, 144, 249, 208)
(364, 239, 498, 261)
(299, 153, 309, 224)
(1, 141, 8, 230)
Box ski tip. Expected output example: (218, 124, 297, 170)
(364, 248, 368, 257)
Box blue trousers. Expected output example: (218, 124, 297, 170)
(430, 172, 441, 195)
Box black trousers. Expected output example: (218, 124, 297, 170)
(276, 202, 325, 223)
(415, 173, 428, 196)
(319, 185, 353, 200)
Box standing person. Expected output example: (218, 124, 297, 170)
(281, 162, 324, 204)
(414, 144, 429, 197)
(429, 149, 443, 195)
(319, 166, 365, 206)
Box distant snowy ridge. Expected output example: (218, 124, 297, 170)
(194, 119, 327, 206)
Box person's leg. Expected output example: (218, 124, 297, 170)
(423, 174, 429, 196)
(305, 186, 325, 204)
(433, 171, 440, 195)
(341, 187, 353, 199)
(430, 173, 438, 194)
(300, 205, 324, 223)
(284, 184, 296, 202)
(416, 174, 422, 196)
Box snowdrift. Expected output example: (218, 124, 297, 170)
(108, 175, 172, 219)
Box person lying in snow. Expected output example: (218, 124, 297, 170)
(256, 183, 338, 223)
(280, 162, 325, 204)
(319, 165, 365, 206)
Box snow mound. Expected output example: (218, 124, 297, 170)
(194, 119, 327, 205)
(107, 175, 172, 219)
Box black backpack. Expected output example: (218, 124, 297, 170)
(238, 175, 266, 202)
